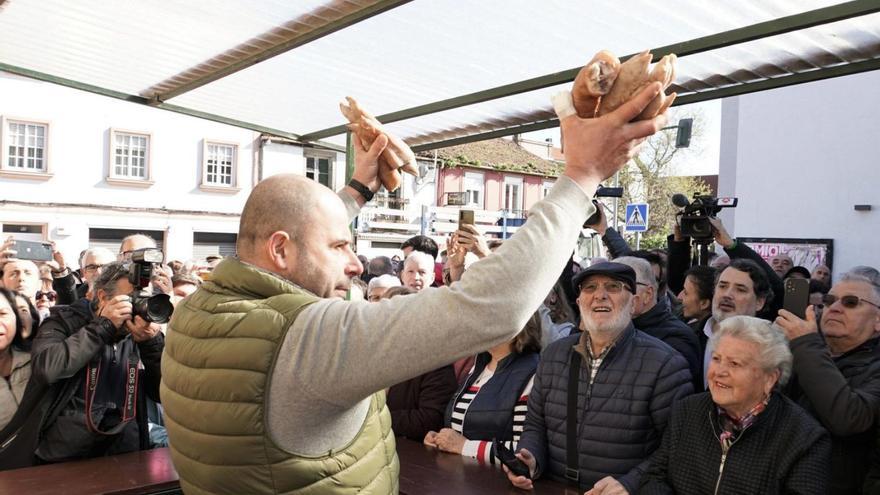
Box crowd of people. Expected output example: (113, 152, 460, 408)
(0, 82, 877, 495)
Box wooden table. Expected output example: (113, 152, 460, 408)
(0, 440, 575, 494)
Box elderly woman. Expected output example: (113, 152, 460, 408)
(639, 315, 830, 494)
(0, 288, 32, 431)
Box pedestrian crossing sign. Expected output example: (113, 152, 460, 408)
(625, 203, 649, 232)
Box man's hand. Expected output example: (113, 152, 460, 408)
(0, 236, 16, 262)
(774, 307, 818, 341)
(707, 217, 735, 249)
(345, 134, 389, 205)
(97, 294, 133, 329)
(432, 428, 466, 455)
(585, 201, 608, 236)
(125, 315, 162, 343)
(456, 224, 491, 259)
(560, 82, 666, 192)
(585, 476, 628, 495)
(152, 265, 173, 295)
(49, 241, 66, 271)
(423, 430, 439, 447)
(503, 448, 537, 490)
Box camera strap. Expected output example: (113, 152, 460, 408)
(83, 344, 140, 436)
(565, 350, 581, 485)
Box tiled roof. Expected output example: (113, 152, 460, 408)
(418, 138, 563, 177)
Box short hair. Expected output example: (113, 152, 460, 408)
(403, 251, 435, 272)
(840, 268, 880, 302)
(710, 315, 792, 387)
(382, 286, 416, 299)
(513, 311, 543, 355)
(368, 274, 401, 296)
(615, 256, 657, 292)
(401, 235, 438, 260)
(91, 262, 131, 299)
(630, 250, 666, 291)
(368, 256, 394, 276)
(0, 288, 29, 351)
(350, 277, 367, 293)
(718, 259, 774, 305)
(684, 265, 716, 302)
(205, 255, 222, 263)
(119, 234, 157, 252)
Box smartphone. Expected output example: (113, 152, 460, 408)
(458, 209, 475, 228)
(493, 439, 531, 479)
(11, 240, 53, 262)
(783, 278, 810, 319)
(584, 199, 601, 227)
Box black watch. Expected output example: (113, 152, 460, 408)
(347, 178, 375, 202)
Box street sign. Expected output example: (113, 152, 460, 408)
(625, 203, 649, 232)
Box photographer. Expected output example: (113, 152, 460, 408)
(10, 261, 163, 465)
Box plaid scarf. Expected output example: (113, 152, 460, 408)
(716, 397, 768, 452)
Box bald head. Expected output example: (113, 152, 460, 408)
(238, 174, 328, 258)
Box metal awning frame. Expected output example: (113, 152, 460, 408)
(3, 0, 879, 153)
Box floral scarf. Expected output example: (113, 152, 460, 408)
(716, 397, 769, 452)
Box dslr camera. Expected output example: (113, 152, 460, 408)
(673, 193, 738, 241)
(127, 248, 174, 324)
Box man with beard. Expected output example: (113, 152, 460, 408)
(507, 262, 692, 493)
(693, 258, 773, 387)
(160, 83, 669, 494)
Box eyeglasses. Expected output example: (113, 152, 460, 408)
(580, 280, 626, 294)
(35, 290, 57, 302)
(822, 294, 880, 310)
(83, 263, 105, 272)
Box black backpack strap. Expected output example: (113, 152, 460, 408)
(566, 350, 582, 485)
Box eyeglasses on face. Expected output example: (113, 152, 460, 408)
(822, 294, 880, 310)
(580, 280, 626, 294)
(84, 263, 105, 272)
(35, 291, 57, 302)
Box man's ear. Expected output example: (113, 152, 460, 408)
(756, 296, 766, 312)
(266, 231, 294, 271)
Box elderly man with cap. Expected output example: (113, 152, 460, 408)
(508, 262, 693, 494)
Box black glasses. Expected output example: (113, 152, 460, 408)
(35, 290, 57, 302)
(83, 263, 105, 272)
(822, 294, 880, 310)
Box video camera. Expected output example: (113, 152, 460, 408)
(672, 193, 738, 241)
(127, 248, 174, 324)
(584, 186, 624, 227)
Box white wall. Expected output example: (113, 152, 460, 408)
(720, 70, 880, 277)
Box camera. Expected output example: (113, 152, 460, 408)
(673, 193, 738, 241)
(127, 248, 174, 324)
(584, 186, 624, 227)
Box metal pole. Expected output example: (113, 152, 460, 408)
(612, 172, 620, 232)
(636, 231, 641, 250)
(420, 205, 428, 235)
(502, 209, 508, 239)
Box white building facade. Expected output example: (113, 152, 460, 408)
(718, 70, 880, 278)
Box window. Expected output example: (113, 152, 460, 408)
(108, 129, 152, 185)
(201, 141, 239, 191)
(543, 180, 554, 198)
(1, 117, 51, 178)
(464, 172, 484, 208)
(504, 176, 523, 213)
(305, 153, 333, 188)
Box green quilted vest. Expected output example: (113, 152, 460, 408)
(161, 258, 399, 494)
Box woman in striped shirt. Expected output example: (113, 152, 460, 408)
(423, 312, 541, 464)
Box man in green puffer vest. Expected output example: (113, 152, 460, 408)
(161, 84, 669, 494)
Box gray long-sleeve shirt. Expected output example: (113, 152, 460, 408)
(266, 176, 593, 455)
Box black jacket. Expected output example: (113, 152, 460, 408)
(788, 333, 880, 495)
(0, 298, 163, 467)
(387, 364, 457, 441)
(517, 325, 693, 493)
(634, 303, 703, 392)
(639, 392, 830, 494)
(52, 271, 88, 306)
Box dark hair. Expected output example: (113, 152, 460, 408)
(630, 250, 666, 291)
(401, 235, 438, 260)
(0, 288, 28, 351)
(785, 266, 812, 279)
(368, 256, 394, 276)
(718, 259, 774, 304)
(809, 279, 829, 295)
(684, 265, 716, 302)
(382, 286, 416, 299)
(91, 261, 131, 301)
(513, 311, 542, 355)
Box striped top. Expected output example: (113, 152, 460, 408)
(450, 365, 535, 464)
